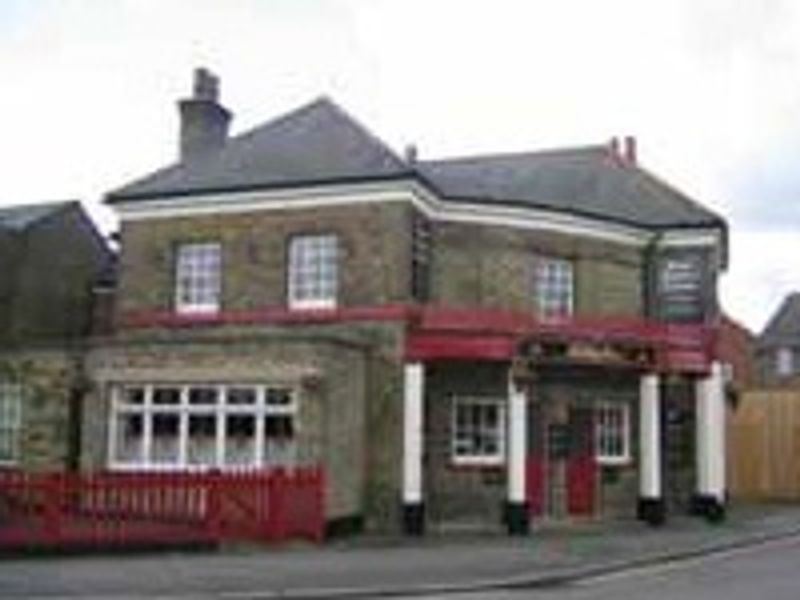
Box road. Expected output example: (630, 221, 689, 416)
(412, 536, 800, 600)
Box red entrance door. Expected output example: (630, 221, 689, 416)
(566, 406, 596, 516)
(526, 401, 597, 520)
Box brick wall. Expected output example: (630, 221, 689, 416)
(430, 221, 644, 317)
(0, 349, 79, 471)
(5, 206, 111, 344)
(83, 330, 374, 521)
(116, 202, 414, 318)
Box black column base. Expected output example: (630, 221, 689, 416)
(505, 501, 530, 536)
(637, 497, 666, 527)
(402, 502, 425, 535)
(689, 494, 726, 524)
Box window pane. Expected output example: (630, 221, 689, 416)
(153, 387, 181, 405)
(263, 415, 295, 466)
(114, 413, 143, 463)
(227, 387, 256, 405)
(189, 387, 218, 405)
(151, 413, 180, 464)
(265, 388, 293, 407)
(225, 414, 256, 467)
(122, 387, 144, 405)
(187, 414, 217, 466)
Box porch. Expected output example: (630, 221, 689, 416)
(400, 309, 727, 535)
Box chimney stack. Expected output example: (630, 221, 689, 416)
(178, 67, 232, 162)
(623, 135, 637, 166)
(404, 144, 418, 165)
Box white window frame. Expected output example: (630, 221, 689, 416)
(174, 242, 222, 314)
(108, 383, 298, 471)
(595, 401, 631, 466)
(451, 396, 506, 466)
(0, 383, 22, 465)
(535, 257, 574, 319)
(776, 347, 794, 377)
(288, 234, 339, 310)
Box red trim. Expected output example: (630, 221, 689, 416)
(121, 304, 415, 329)
(406, 333, 515, 361)
(119, 304, 716, 372)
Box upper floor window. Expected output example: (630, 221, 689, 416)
(175, 242, 221, 314)
(776, 347, 794, 377)
(0, 383, 22, 464)
(288, 234, 338, 310)
(536, 257, 574, 319)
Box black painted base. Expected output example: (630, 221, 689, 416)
(324, 514, 364, 539)
(505, 501, 530, 536)
(689, 494, 727, 524)
(637, 497, 666, 527)
(402, 502, 425, 535)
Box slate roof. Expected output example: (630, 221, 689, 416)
(759, 293, 800, 347)
(107, 97, 724, 230)
(108, 97, 411, 201)
(418, 149, 723, 229)
(0, 201, 74, 232)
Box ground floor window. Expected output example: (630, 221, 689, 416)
(0, 384, 22, 464)
(110, 383, 297, 470)
(451, 396, 505, 466)
(595, 401, 630, 465)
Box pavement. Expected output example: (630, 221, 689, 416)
(2, 503, 800, 599)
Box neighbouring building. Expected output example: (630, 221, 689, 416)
(717, 314, 756, 401)
(13, 68, 730, 536)
(755, 293, 800, 386)
(0, 201, 112, 471)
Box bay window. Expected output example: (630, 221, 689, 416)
(110, 383, 298, 470)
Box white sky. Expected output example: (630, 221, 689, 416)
(0, 0, 798, 333)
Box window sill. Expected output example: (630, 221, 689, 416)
(288, 300, 337, 311)
(597, 456, 632, 467)
(450, 457, 505, 470)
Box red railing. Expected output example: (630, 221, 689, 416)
(0, 467, 325, 551)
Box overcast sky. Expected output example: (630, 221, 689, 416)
(1, 0, 798, 332)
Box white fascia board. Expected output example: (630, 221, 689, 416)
(113, 180, 721, 250)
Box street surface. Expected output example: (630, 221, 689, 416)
(411, 535, 800, 600)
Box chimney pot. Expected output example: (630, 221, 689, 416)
(193, 67, 219, 102)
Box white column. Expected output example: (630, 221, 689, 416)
(639, 373, 662, 500)
(507, 376, 528, 505)
(696, 361, 726, 503)
(402, 363, 424, 506)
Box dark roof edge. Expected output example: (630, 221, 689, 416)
(105, 167, 726, 236)
(434, 193, 726, 232)
(105, 172, 417, 203)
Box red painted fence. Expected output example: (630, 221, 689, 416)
(0, 468, 325, 551)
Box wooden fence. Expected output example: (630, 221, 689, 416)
(728, 390, 800, 500)
(0, 467, 325, 551)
